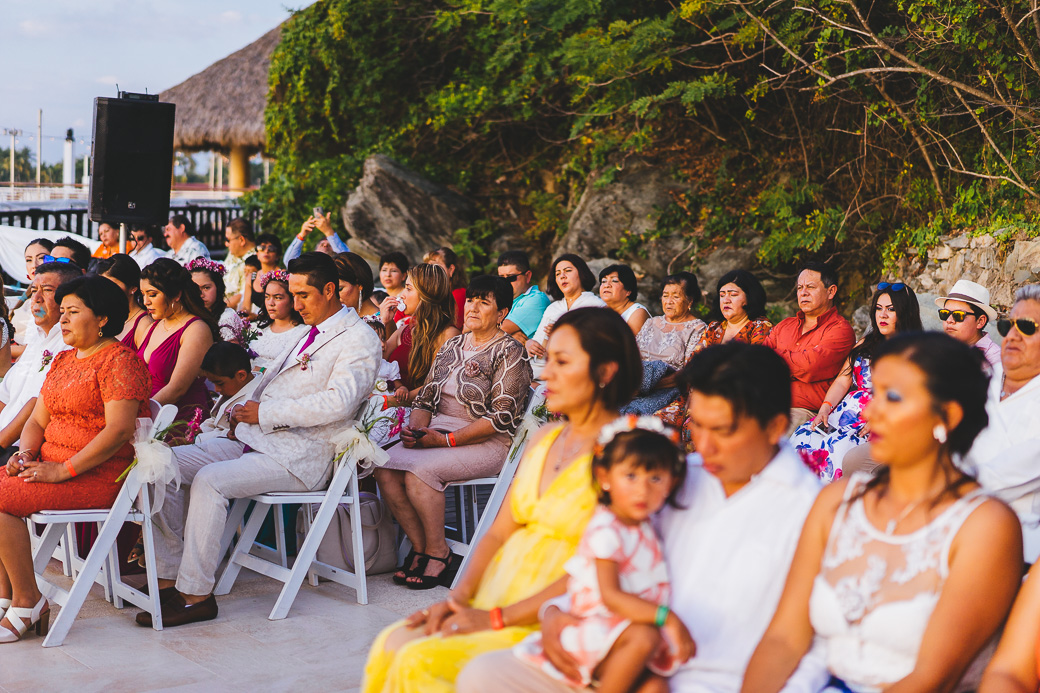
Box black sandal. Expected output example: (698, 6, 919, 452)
(392, 549, 424, 586)
(405, 551, 461, 591)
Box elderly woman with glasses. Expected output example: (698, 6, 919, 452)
(963, 284, 1040, 560)
(790, 281, 922, 482)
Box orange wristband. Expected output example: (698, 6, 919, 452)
(489, 607, 505, 630)
(448, 432, 457, 448)
(64, 460, 77, 478)
(296, 231, 308, 241)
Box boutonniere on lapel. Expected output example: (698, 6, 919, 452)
(297, 352, 314, 371)
(39, 350, 54, 372)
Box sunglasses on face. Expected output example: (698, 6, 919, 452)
(132, 235, 147, 241)
(998, 318, 1040, 337)
(877, 282, 907, 292)
(938, 309, 977, 323)
(499, 273, 521, 283)
(257, 244, 278, 252)
(41, 255, 77, 268)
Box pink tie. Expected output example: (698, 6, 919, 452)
(299, 325, 319, 353)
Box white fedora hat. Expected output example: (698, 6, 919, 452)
(934, 279, 998, 323)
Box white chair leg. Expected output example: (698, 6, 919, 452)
(42, 488, 137, 647)
(139, 492, 163, 631)
(268, 470, 356, 620)
(346, 475, 368, 606)
(214, 502, 270, 596)
(274, 507, 288, 569)
(302, 505, 318, 588)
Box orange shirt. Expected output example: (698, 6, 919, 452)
(91, 241, 134, 259)
(765, 307, 855, 411)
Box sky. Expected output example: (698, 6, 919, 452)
(0, 0, 315, 165)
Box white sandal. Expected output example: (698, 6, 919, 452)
(0, 598, 9, 621)
(0, 596, 49, 643)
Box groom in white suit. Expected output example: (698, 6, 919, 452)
(141, 252, 381, 627)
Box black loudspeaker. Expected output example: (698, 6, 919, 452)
(89, 95, 176, 224)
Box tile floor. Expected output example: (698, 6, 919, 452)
(0, 562, 447, 692)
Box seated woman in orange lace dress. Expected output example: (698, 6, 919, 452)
(0, 276, 151, 643)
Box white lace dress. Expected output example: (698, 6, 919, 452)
(635, 316, 707, 370)
(808, 473, 993, 692)
(250, 323, 309, 372)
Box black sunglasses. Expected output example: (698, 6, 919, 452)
(938, 309, 978, 323)
(877, 282, 907, 292)
(998, 318, 1040, 337)
(499, 273, 521, 283)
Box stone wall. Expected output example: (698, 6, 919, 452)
(894, 232, 1040, 310)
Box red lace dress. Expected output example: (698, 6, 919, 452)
(0, 344, 151, 517)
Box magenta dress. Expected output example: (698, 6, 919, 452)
(136, 316, 210, 420)
(120, 310, 150, 350)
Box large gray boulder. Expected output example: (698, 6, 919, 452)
(341, 155, 478, 264)
(554, 159, 691, 281)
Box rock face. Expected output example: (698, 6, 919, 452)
(341, 155, 478, 264)
(554, 159, 691, 280)
(894, 232, 1040, 310)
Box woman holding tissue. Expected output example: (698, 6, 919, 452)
(384, 263, 460, 400)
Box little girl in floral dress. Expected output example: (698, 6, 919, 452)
(513, 416, 693, 689)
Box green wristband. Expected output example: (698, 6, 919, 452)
(654, 604, 669, 628)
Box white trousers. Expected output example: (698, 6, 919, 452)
(154, 437, 309, 596)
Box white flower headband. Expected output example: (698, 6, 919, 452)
(596, 414, 680, 454)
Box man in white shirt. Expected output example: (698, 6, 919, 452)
(141, 252, 380, 628)
(164, 214, 211, 266)
(128, 225, 163, 268)
(962, 284, 1040, 561)
(0, 262, 79, 459)
(457, 343, 827, 693)
(222, 218, 257, 309)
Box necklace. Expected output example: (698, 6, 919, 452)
(551, 426, 586, 473)
(884, 494, 931, 535)
(466, 330, 503, 350)
(78, 337, 114, 360)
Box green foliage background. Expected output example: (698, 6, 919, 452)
(245, 0, 1040, 281)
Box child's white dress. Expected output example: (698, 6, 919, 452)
(360, 359, 408, 447)
(514, 505, 679, 687)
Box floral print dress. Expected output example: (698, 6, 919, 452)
(791, 356, 872, 483)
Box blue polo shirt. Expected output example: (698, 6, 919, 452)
(506, 285, 552, 338)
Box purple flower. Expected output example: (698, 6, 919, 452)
(39, 350, 54, 372)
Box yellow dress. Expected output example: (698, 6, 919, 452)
(362, 425, 597, 693)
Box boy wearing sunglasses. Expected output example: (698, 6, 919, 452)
(935, 279, 1001, 373)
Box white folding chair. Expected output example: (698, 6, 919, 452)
(29, 404, 178, 647)
(444, 386, 545, 588)
(214, 449, 369, 619)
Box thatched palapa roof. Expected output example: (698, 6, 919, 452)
(159, 24, 281, 153)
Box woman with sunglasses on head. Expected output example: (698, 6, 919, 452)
(791, 281, 922, 482)
(935, 279, 1001, 374)
(962, 284, 1040, 564)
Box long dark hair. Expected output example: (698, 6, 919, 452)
(189, 265, 228, 322)
(140, 258, 219, 339)
(95, 254, 144, 309)
(256, 273, 302, 329)
(551, 307, 642, 410)
(849, 284, 922, 364)
(853, 332, 989, 506)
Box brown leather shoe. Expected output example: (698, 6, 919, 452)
(135, 593, 218, 628)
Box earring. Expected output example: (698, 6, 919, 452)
(602, 483, 610, 491)
(933, 424, 948, 444)
(98, 328, 103, 337)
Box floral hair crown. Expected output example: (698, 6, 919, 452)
(595, 414, 680, 454)
(186, 257, 226, 276)
(260, 269, 290, 291)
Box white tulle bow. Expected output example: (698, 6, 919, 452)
(330, 422, 389, 474)
(131, 417, 181, 515)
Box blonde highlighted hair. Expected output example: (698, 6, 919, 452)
(408, 263, 456, 385)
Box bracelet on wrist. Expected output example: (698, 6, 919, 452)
(489, 606, 505, 630)
(654, 604, 669, 628)
(822, 401, 834, 409)
(296, 231, 308, 241)
(447, 432, 457, 448)
(64, 460, 77, 478)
